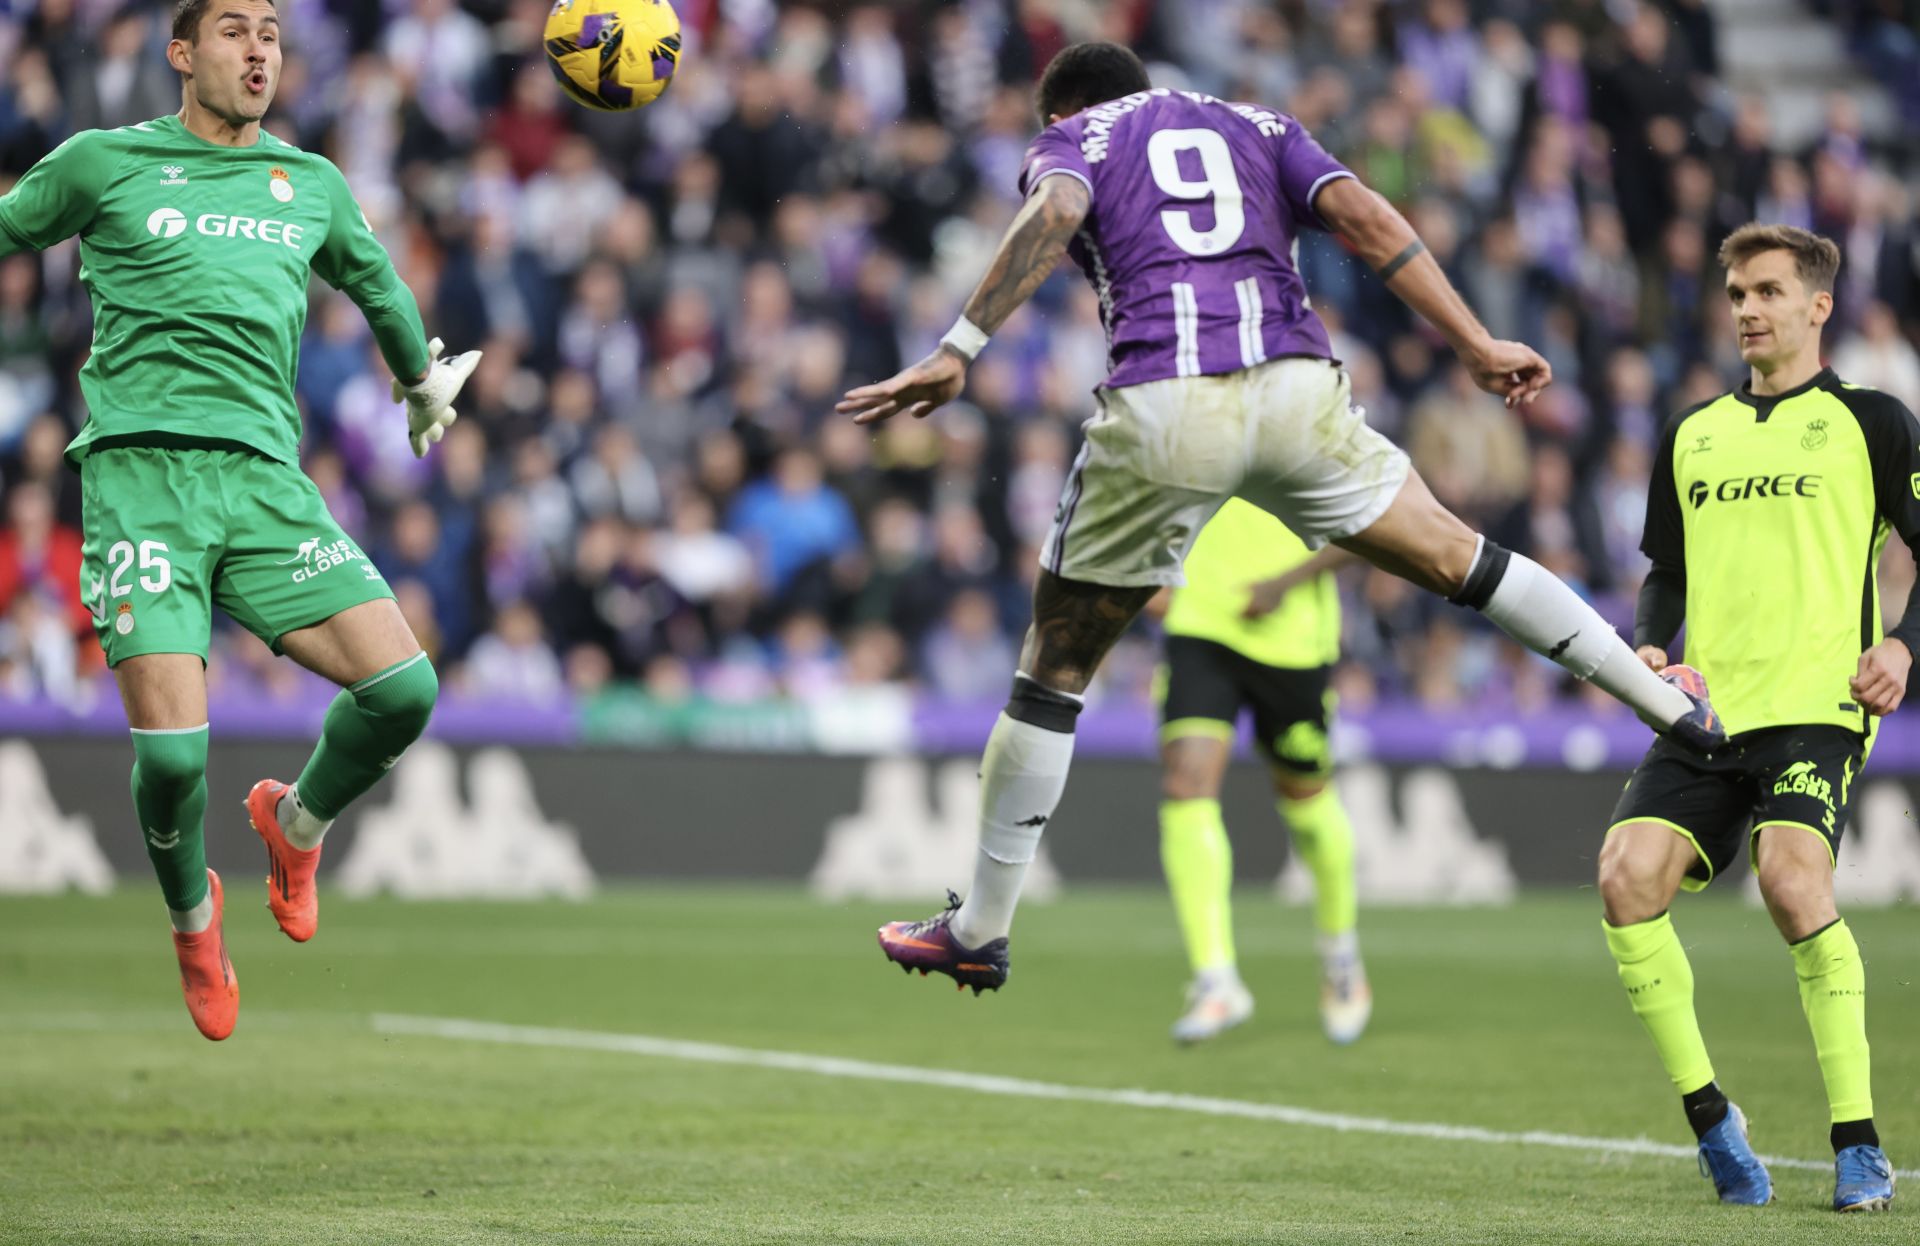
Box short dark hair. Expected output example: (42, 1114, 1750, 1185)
(1718, 223, 1842, 294)
(1035, 43, 1151, 127)
(172, 0, 275, 44)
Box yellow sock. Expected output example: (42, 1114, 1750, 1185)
(1282, 787, 1356, 936)
(1160, 798, 1234, 973)
(1791, 919, 1873, 1123)
(1604, 913, 1715, 1094)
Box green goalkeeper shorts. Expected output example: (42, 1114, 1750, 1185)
(79, 443, 394, 667)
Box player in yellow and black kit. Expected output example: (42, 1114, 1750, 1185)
(1155, 498, 1368, 1045)
(1600, 225, 1908, 1211)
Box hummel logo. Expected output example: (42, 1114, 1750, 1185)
(146, 826, 181, 850)
(1015, 814, 1049, 828)
(159, 164, 187, 185)
(1547, 632, 1578, 661)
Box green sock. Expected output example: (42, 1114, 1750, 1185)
(294, 653, 438, 820)
(1282, 786, 1356, 936)
(1604, 913, 1715, 1094)
(130, 726, 210, 913)
(1791, 919, 1873, 1123)
(1160, 798, 1234, 973)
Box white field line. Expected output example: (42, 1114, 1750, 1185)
(370, 1013, 1916, 1179)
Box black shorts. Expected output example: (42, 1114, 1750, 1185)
(1609, 723, 1865, 891)
(1159, 635, 1333, 775)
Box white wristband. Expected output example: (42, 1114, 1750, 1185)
(939, 316, 990, 363)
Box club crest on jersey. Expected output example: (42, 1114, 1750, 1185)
(269, 166, 294, 203)
(159, 164, 187, 185)
(1801, 419, 1828, 451)
(114, 601, 135, 636)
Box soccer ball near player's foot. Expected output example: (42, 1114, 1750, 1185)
(544, 0, 682, 112)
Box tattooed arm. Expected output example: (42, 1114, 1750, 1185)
(960, 173, 1091, 336)
(837, 174, 1090, 425)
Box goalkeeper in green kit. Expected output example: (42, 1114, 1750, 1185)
(0, 0, 479, 1040)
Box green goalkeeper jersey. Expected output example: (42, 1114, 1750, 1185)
(0, 114, 430, 466)
(1164, 498, 1341, 669)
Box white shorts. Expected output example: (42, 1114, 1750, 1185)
(1041, 357, 1411, 587)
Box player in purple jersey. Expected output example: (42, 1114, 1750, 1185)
(840, 43, 1724, 994)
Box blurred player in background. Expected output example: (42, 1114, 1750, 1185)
(842, 43, 1723, 996)
(1153, 500, 1366, 1045)
(0, 0, 478, 1040)
(1600, 225, 1909, 1211)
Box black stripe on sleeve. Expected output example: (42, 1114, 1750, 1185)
(1634, 398, 1721, 650)
(1830, 380, 1920, 655)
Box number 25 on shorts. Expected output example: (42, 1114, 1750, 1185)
(94, 539, 172, 637)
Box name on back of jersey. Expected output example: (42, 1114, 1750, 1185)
(1078, 89, 1286, 164)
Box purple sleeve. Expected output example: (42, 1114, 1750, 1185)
(1274, 122, 1355, 232)
(1018, 127, 1093, 201)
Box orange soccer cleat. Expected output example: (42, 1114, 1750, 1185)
(172, 869, 238, 1041)
(247, 778, 321, 943)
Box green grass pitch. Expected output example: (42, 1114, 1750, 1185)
(2, 886, 1914, 1243)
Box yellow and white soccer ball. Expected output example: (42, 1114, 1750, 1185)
(544, 0, 682, 112)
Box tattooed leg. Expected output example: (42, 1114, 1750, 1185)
(948, 571, 1156, 947)
(1018, 570, 1160, 695)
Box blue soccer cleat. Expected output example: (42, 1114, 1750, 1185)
(1834, 1144, 1896, 1213)
(1697, 1103, 1773, 1205)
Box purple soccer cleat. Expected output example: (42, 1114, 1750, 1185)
(877, 890, 1009, 996)
(1660, 664, 1726, 756)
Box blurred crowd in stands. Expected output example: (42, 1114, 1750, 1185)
(3, 0, 1920, 715)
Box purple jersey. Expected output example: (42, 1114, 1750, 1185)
(1019, 89, 1354, 389)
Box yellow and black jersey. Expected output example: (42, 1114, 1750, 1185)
(1164, 498, 1340, 670)
(1636, 367, 1920, 738)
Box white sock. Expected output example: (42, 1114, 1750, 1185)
(1475, 546, 1691, 729)
(278, 784, 332, 851)
(952, 709, 1077, 947)
(169, 894, 214, 934)
(1195, 964, 1244, 992)
(1317, 929, 1361, 973)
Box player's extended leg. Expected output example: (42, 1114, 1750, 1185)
(878, 571, 1156, 992)
(1333, 472, 1720, 751)
(115, 654, 237, 1041)
(1598, 821, 1771, 1204)
(1159, 727, 1252, 1042)
(1754, 824, 1894, 1211)
(250, 599, 437, 941)
(1275, 769, 1368, 1044)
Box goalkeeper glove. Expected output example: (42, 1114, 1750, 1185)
(392, 337, 482, 458)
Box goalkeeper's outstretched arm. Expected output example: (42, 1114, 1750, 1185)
(312, 159, 477, 456)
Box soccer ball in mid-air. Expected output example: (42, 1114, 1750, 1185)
(544, 0, 682, 112)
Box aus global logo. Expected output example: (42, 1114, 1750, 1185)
(278, 536, 368, 584)
(1773, 760, 1836, 813)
